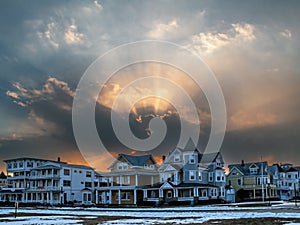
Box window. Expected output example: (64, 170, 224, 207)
(85, 182, 92, 188)
(238, 179, 242, 185)
(79, 170, 82, 173)
(189, 171, 196, 180)
(123, 176, 130, 185)
(198, 171, 202, 181)
(27, 162, 33, 167)
(7, 163, 11, 169)
(121, 192, 131, 200)
(217, 176, 221, 181)
(63, 180, 71, 186)
(250, 168, 257, 174)
(13, 162, 17, 168)
(144, 164, 154, 170)
(209, 172, 213, 182)
(288, 174, 291, 179)
(83, 193, 91, 202)
(19, 162, 23, 168)
(64, 169, 70, 176)
(189, 155, 195, 164)
(74, 170, 77, 173)
(117, 162, 128, 170)
(174, 154, 180, 162)
(86, 171, 92, 178)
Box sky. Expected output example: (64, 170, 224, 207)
(0, 0, 300, 172)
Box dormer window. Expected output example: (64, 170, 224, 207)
(189, 155, 196, 164)
(250, 168, 257, 174)
(144, 164, 154, 170)
(117, 162, 128, 170)
(174, 154, 180, 162)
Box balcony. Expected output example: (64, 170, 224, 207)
(28, 186, 61, 191)
(30, 174, 60, 179)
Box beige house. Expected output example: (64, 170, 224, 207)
(96, 154, 159, 205)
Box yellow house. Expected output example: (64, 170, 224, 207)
(227, 161, 277, 202)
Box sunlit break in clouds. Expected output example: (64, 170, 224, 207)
(1, 0, 300, 172)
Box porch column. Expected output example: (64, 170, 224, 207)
(143, 190, 147, 198)
(134, 189, 137, 204)
(151, 176, 154, 186)
(109, 190, 112, 204)
(194, 188, 198, 197)
(253, 189, 256, 199)
(95, 190, 98, 204)
(174, 188, 178, 197)
(49, 192, 53, 205)
(159, 189, 163, 198)
(135, 174, 138, 186)
(118, 189, 121, 204)
(120, 175, 122, 186)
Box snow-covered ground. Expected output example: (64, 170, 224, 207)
(1, 202, 300, 224)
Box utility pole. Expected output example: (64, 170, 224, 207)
(261, 156, 264, 202)
(294, 183, 297, 207)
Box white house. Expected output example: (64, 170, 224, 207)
(0, 157, 97, 205)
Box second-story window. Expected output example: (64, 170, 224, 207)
(189, 171, 196, 180)
(85, 182, 92, 188)
(198, 171, 202, 181)
(238, 178, 242, 185)
(64, 169, 70, 176)
(209, 172, 213, 182)
(19, 162, 23, 168)
(63, 180, 71, 186)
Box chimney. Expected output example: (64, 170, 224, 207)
(162, 155, 166, 162)
(57, 157, 60, 162)
(241, 160, 245, 167)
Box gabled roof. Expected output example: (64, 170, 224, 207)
(199, 152, 220, 164)
(32, 162, 61, 170)
(181, 138, 197, 151)
(158, 164, 180, 172)
(269, 164, 280, 175)
(0, 172, 7, 179)
(110, 154, 157, 168)
(294, 166, 300, 172)
(228, 161, 268, 176)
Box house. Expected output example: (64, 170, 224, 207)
(142, 139, 227, 205)
(271, 163, 299, 200)
(227, 160, 277, 202)
(96, 154, 159, 205)
(0, 172, 7, 189)
(0, 157, 96, 205)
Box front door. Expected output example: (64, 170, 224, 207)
(163, 189, 173, 202)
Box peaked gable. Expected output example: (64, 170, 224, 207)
(108, 153, 157, 169)
(33, 161, 61, 170)
(160, 181, 174, 189)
